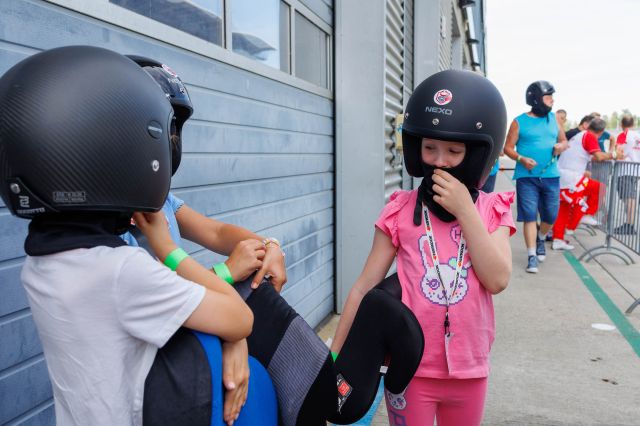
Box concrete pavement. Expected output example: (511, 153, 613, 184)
(319, 170, 640, 425)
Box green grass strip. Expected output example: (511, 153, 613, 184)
(564, 251, 640, 358)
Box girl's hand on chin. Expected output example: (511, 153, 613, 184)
(431, 169, 474, 217)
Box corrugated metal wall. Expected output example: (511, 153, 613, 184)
(384, 0, 416, 200)
(384, 0, 405, 200)
(438, 0, 454, 71)
(0, 0, 334, 424)
(403, 0, 414, 102)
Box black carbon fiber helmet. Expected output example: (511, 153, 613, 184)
(402, 69, 507, 189)
(126, 55, 193, 176)
(0, 45, 173, 219)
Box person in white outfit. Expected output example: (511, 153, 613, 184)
(614, 114, 640, 234)
(552, 118, 622, 250)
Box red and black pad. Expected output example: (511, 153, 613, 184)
(329, 273, 424, 424)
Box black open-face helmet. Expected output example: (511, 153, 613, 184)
(0, 45, 173, 219)
(525, 80, 555, 107)
(127, 55, 193, 175)
(402, 69, 507, 190)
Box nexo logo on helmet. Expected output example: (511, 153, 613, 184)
(433, 89, 453, 106)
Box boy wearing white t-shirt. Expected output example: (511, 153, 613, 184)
(0, 47, 253, 426)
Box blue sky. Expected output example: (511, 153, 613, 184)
(486, 0, 640, 124)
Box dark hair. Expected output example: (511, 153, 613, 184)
(588, 117, 606, 132)
(557, 109, 567, 115)
(621, 114, 635, 128)
(579, 115, 594, 126)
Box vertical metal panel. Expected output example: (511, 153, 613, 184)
(402, 0, 414, 190)
(335, 0, 386, 312)
(403, 0, 414, 94)
(384, 0, 405, 201)
(438, 0, 453, 71)
(450, 4, 464, 70)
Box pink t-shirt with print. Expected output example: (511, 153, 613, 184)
(375, 189, 516, 379)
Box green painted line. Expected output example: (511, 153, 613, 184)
(564, 251, 640, 358)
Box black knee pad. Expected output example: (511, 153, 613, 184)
(238, 278, 337, 426)
(143, 327, 278, 426)
(236, 273, 423, 426)
(143, 328, 212, 426)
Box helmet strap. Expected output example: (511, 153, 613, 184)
(531, 102, 552, 118)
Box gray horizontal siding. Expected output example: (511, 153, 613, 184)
(0, 310, 42, 372)
(0, 0, 335, 424)
(0, 257, 30, 317)
(0, 356, 52, 425)
(4, 400, 55, 426)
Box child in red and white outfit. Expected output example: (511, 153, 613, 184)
(614, 114, 640, 234)
(331, 70, 515, 426)
(552, 118, 622, 248)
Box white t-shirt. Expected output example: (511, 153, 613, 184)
(558, 131, 600, 189)
(21, 246, 206, 426)
(617, 129, 640, 176)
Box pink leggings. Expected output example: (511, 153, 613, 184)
(384, 376, 488, 426)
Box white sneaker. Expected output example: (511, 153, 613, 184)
(580, 215, 598, 226)
(552, 239, 575, 251)
(566, 229, 575, 236)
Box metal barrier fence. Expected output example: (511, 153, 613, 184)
(579, 160, 640, 313)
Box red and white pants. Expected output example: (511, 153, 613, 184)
(552, 176, 601, 241)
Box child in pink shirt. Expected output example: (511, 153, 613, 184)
(331, 70, 515, 426)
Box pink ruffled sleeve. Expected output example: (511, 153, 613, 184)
(374, 190, 412, 247)
(486, 191, 516, 236)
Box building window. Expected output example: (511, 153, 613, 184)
(109, 0, 224, 46)
(230, 0, 290, 72)
(294, 12, 328, 88)
(87, 0, 332, 93)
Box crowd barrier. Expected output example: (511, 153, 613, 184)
(579, 160, 640, 313)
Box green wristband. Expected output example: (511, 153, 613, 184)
(331, 351, 338, 362)
(213, 262, 234, 285)
(164, 248, 189, 271)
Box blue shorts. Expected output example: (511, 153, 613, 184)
(515, 177, 560, 223)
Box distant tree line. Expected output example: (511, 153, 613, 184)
(602, 109, 638, 130)
(565, 109, 638, 131)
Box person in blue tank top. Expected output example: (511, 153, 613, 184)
(590, 112, 616, 152)
(503, 81, 568, 274)
(480, 157, 501, 192)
